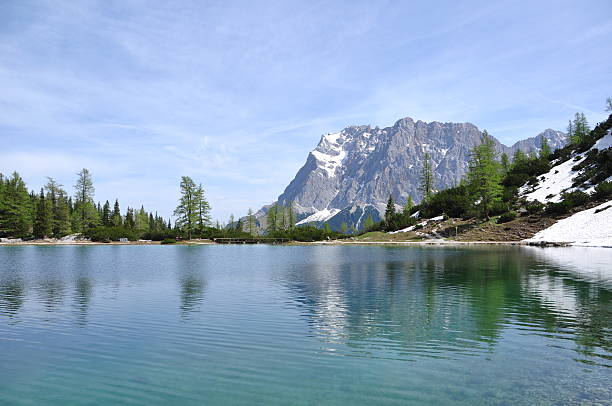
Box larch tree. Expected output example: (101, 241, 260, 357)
(287, 202, 296, 228)
(247, 208, 256, 236)
(419, 153, 434, 202)
(403, 195, 414, 215)
(44, 177, 71, 237)
(540, 137, 551, 159)
(195, 183, 212, 236)
(174, 176, 199, 240)
(500, 153, 510, 173)
(569, 112, 590, 145)
(467, 130, 503, 220)
(73, 168, 98, 232)
(266, 203, 278, 234)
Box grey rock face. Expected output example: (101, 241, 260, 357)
(264, 117, 565, 230)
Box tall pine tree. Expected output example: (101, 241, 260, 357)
(419, 153, 434, 201)
(174, 176, 199, 239)
(467, 130, 503, 220)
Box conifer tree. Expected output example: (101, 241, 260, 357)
(277, 204, 286, 230)
(246, 208, 256, 236)
(0, 172, 33, 237)
(111, 199, 122, 227)
(267, 203, 278, 234)
(195, 183, 212, 236)
(73, 169, 98, 232)
(568, 112, 590, 145)
(467, 130, 503, 220)
(101, 201, 111, 226)
(500, 153, 510, 173)
(33, 188, 52, 238)
(125, 207, 136, 229)
(403, 195, 414, 215)
(174, 176, 199, 239)
(135, 206, 148, 233)
(340, 222, 348, 234)
(540, 136, 551, 159)
(45, 178, 71, 237)
(287, 202, 296, 228)
(385, 195, 396, 223)
(512, 149, 527, 168)
(419, 153, 434, 201)
(606, 97, 612, 112)
(363, 214, 374, 231)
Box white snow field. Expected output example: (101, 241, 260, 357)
(521, 129, 612, 203)
(524, 200, 612, 247)
(296, 208, 341, 225)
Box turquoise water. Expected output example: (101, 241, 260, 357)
(0, 245, 610, 405)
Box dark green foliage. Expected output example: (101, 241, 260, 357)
(33, 189, 52, 238)
(418, 184, 473, 218)
(497, 211, 517, 224)
(383, 214, 418, 232)
(0, 172, 33, 237)
(526, 201, 544, 214)
(467, 130, 503, 219)
(85, 226, 138, 242)
(73, 168, 98, 232)
(489, 200, 510, 216)
(593, 181, 612, 200)
(161, 238, 177, 244)
(545, 191, 590, 215)
(384, 195, 396, 223)
(419, 153, 434, 201)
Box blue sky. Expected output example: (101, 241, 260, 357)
(1, 0, 611, 222)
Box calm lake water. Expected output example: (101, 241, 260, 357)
(0, 245, 610, 405)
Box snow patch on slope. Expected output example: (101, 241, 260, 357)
(592, 129, 612, 150)
(520, 156, 586, 203)
(296, 208, 341, 225)
(521, 128, 612, 203)
(311, 132, 347, 178)
(524, 200, 612, 247)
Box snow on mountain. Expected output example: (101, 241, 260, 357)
(521, 156, 587, 203)
(296, 208, 341, 225)
(524, 200, 612, 247)
(521, 129, 612, 203)
(264, 116, 566, 231)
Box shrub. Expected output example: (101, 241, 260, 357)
(593, 181, 612, 200)
(562, 190, 590, 207)
(85, 226, 137, 242)
(161, 238, 177, 244)
(497, 211, 517, 223)
(545, 200, 572, 215)
(526, 201, 544, 214)
(419, 184, 473, 218)
(544, 190, 590, 215)
(489, 200, 510, 216)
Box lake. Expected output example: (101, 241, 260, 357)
(0, 245, 610, 405)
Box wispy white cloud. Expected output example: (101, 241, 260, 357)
(1, 0, 611, 220)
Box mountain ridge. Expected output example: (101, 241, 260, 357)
(258, 116, 566, 231)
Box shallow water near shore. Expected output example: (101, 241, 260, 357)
(1, 245, 610, 405)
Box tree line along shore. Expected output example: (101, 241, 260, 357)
(1, 105, 611, 245)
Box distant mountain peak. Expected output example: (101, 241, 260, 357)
(265, 115, 566, 231)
